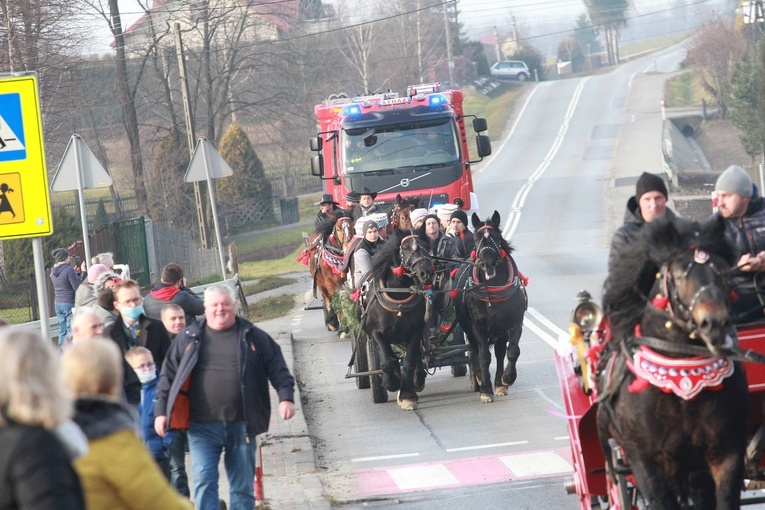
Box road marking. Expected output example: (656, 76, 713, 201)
(446, 441, 528, 452)
(389, 464, 459, 490)
(477, 84, 543, 175)
(535, 387, 564, 412)
(526, 307, 567, 337)
(503, 78, 589, 240)
(351, 453, 420, 463)
(554, 436, 570, 441)
(523, 315, 559, 350)
(498, 451, 572, 477)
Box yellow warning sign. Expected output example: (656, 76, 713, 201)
(0, 173, 24, 225)
(0, 73, 52, 239)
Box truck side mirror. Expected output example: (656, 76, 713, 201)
(310, 154, 324, 177)
(309, 136, 322, 152)
(473, 117, 488, 133)
(476, 135, 491, 158)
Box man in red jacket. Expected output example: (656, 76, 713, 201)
(143, 263, 204, 327)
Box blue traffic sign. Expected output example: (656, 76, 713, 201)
(0, 93, 25, 162)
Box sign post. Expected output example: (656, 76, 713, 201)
(0, 73, 54, 341)
(184, 137, 233, 278)
(50, 134, 113, 271)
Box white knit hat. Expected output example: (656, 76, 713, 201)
(410, 208, 428, 225)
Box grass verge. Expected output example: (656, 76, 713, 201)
(243, 275, 299, 296)
(664, 69, 712, 107)
(245, 294, 295, 322)
(239, 246, 305, 279)
(620, 32, 692, 60)
(462, 86, 525, 140)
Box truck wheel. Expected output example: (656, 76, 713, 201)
(354, 332, 370, 389)
(367, 340, 388, 403)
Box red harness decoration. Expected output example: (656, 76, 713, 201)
(625, 345, 734, 400)
(322, 248, 345, 275)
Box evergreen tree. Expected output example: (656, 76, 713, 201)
(93, 199, 109, 230)
(217, 123, 274, 228)
(729, 43, 765, 163)
(573, 13, 602, 54)
(4, 207, 82, 281)
(507, 45, 545, 81)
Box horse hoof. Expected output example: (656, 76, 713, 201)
(339, 331, 349, 339)
(480, 393, 494, 403)
(494, 386, 508, 397)
(501, 371, 517, 387)
(327, 324, 338, 332)
(397, 391, 417, 411)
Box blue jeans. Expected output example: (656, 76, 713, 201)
(54, 302, 74, 345)
(188, 421, 256, 510)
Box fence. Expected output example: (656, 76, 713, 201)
(268, 171, 322, 197)
(147, 220, 221, 281)
(52, 195, 139, 222)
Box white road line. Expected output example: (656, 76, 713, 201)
(526, 307, 567, 337)
(554, 436, 570, 441)
(351, 453, 420, 463)
(503, 78, 589, 240)
(523, 316, 559, 350)
(535, 387, 564, 412)
(477, 85, 543, 174)
(446, 441, 529, 453)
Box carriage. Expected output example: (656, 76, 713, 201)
(554, 217, 765, 509)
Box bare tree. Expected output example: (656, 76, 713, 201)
(686, 18, 744, 119)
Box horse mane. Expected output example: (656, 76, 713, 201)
(603, 215, 734, 339)
(370, 228, 407, 280)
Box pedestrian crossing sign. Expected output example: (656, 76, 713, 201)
(0, 73, 52, 239)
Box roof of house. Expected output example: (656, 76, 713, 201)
(122, 0, 297, 38)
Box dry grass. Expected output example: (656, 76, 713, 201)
(696, 119, 755, 172)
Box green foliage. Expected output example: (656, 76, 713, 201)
(149, 131, 193, 229)
(4, 207, 82, 281)
(728, 44, 765, 161)
(573, 13, 602, 53)
(93, 199, 109, 230)
(507, 45, 545, 81)
(584, 0, 629, 26)
(218, 123, 274, 224)
(331, 288, 360, 335)
(462, 40, 491, 76)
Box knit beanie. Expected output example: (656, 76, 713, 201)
(635, 172, 668, 200)
(715, 165, 753, 198)
(52, 248, 70, 262)
(410, 208, 428, 225)
(363, 219, 378, 234)
(449, 209, 468, 226)
(345, 191, 360, 204)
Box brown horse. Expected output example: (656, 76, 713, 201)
(303, 213, 354, 330)
(387, 194, 421, 235)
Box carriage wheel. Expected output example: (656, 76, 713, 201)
(354, 332, 370, 389)
(448, 325, 468, 377)
(367, 340, 388, 404)
(608, 438, 638, 509)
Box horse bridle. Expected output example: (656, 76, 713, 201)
(399, 235, 432, 279)
(657, 249, 725, 336)
(475, 225, 505, 265)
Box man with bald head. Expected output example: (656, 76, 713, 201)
(154, 284, 295, 510)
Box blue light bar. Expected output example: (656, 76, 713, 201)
(341, 104, 361, 116)
(429, 94, 447, 106)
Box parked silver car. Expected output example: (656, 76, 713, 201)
(489, 60, 530, 81)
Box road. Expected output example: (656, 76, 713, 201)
(292, 47, 689, 509)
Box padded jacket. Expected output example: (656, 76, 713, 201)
(0, 422, 85, 510)
(154, 317, 295, 438)
(718, 197, 765, 294)
(143, 283, 205, 327)
(609, 196, 677, 273)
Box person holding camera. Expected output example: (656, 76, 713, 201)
(50, 248, 85, 346)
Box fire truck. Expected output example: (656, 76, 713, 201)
(309, 83, 491, 216)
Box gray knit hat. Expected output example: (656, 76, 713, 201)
(715, 165, 752, 198)
(51, 248, 70, 262)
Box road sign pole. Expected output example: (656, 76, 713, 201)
(32, 238, 51, 343)
(200, 140, 227, 277)
(73, 135, 92, 271)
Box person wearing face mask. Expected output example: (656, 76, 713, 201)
(125, 346, 176, 481)
(105, 280, 171, 406)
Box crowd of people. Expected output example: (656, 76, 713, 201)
(0, 258, 296, 510)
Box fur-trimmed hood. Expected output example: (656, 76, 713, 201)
(72, 397, 136, 441)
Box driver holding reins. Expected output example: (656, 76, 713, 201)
(714, 165, 765, 323)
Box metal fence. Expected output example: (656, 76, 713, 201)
(147, 220, 221, 281)
(52, 195, 139, 222)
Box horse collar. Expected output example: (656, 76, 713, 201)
(469, 258, 519, 303)
(624, 344, 734, 400)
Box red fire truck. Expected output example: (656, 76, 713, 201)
(309, 83, 491, 216)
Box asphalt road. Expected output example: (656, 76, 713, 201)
(292, 45, 696, 509)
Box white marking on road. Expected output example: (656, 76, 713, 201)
(446, 441, 529, 452)
(526, 307, 567, 337)
(503, 78, 589, 240)
(535, 387, 564, 412)
(554, 436, 570, 441)
(499, 451, 573, 477)
(388, 464, 459, 490)
(351, 453, 420, 463)
(477, 85, 543, 174)
(523, 316, 559, 350)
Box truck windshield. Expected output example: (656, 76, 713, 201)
(342, 118, 459, 174)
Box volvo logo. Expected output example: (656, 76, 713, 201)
(400, 178, 410, 187)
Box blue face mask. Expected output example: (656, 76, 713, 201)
(121, 305, 144, 321)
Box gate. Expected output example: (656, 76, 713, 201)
(91, 217, 151, 288)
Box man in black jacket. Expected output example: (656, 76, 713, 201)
(144, 263, 204, 327)
(608, 172, 675, 273)
(154, 283, 295, 510)
(105, 279, 172, 405)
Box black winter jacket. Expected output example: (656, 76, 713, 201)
(105, 315, 171, 405)
(154, 317, 295, 438)
(0, 422, 85, 510)
(718, 197, 765, 294)
(608, 196, 676, 273)
(143, 284, 205, 327)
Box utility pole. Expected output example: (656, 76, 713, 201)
(512, 14, 518, 44)
(493, 26, 502, 61)
(174, 22, 209, 248)
(442, 0, 454, 85)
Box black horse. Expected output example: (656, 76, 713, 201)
(453, 211, 527, 403)
(360, 228, 434, 410)
(598, 216, 749, 509)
